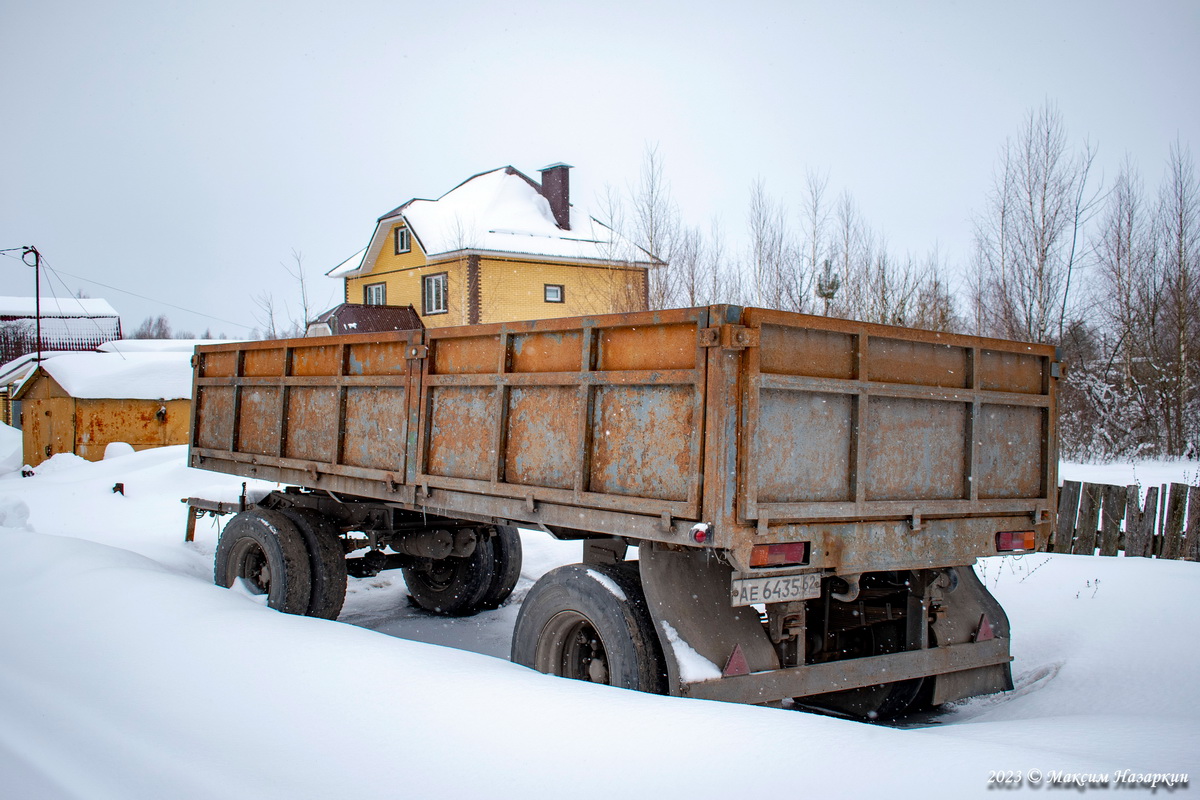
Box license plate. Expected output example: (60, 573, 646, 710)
(730, 572, 821, 606)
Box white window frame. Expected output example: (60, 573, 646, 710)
(423, 272, 448, 315)
(364, 282, 386, 306)
(394, 227, 411, 254)
(544, 283, 564, 303)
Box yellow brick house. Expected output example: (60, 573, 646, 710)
(327, 163, 658, 327)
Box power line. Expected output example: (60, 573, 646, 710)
(23, 257, 256, 331)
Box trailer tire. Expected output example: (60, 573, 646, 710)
(401, 532, 497, 616)
(478, 525, 522, 610)
(277, 507, 347, 620)
(510, 563, 666, 693)
(214, 509, 312, 615)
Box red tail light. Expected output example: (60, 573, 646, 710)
(995, 530, 1036, 552)
(750, 542, 809, 567)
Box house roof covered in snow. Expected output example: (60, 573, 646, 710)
(327, 166, 657, 279)
(14, 351, 194, 401)
(0, 296, 119, 319)
(0, 296, 123, 363)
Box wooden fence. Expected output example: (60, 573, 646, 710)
(1051, 480, 1200, 559)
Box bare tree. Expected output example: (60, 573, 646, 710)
(1154, 141, 1200, 455)
(131, 315, 172, 339)
(828, 191, 869, 319)
(746, 179, 804, 310)
(281, 249, 314, 327)
(252, 292, 280, 340)
(971, 103, 1098, 343)
(632, 144, 682, 309)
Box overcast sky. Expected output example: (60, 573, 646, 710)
(2, 1, 1197, 337)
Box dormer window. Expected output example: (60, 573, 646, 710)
(394, 227, 411, 254)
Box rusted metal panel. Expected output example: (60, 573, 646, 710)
(347, 340, 414, 376)
(754, 389, 853, 503)
(975, 404, 1045, 499)
(865, 396, 967, 501)
(505, 385, 581, 490)
(283, 387, 339, 462)
(589, 384, 694, 501)
(757, 324, 855, 379)
(194, 386, 234, 451)
(868, 337, 968, 389)
(236, 386, 282, 456)
(74, 398, 189, 459)
(199, 349, 237, 378)
(242, 348, 285, 378)
(342, 387, 407, 470)
(426, 385, 500, 482)
(979, 349, 1045, 394)
(510, 330, 583, 373)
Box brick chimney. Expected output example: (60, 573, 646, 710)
(538, 162, 573, 230)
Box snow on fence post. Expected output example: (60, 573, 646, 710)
(1124, 484, 1159, 558)
(1161, 484, 1189, 560)
(1098, 485, 1126, 557)
(1072, 483, 1103, 556)
(1054, 481, 1081, 554)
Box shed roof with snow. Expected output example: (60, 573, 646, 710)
(14, 351, 194, 401)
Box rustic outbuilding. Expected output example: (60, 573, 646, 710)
(14, 351, 193, 467)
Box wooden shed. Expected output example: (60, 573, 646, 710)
(14, 351, 193, 466)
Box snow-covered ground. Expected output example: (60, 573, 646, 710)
(1, 447, 1197, 799)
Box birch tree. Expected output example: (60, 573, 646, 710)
(971, 103, 1097, 343)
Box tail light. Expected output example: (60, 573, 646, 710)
(750, 542, 809, 567)
(995, 530, 1036, 552)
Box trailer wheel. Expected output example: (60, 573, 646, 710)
(277, 507, 347, 620)
(510, 563, 666, 693)
(478, 525, 522, 610)
(214, 509, 312, 615)
(401, 533, 497, 616)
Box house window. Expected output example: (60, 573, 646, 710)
(544, 284, 564, 303)
(364, 282, 386, 306)
(394, 227, 411, 254)
(423, 272, 448, 315)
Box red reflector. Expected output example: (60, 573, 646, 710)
(996, 530, 1036, 552)
(750, 542, 808, 567)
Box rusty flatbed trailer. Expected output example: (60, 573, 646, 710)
(189, 304, 1057, 715)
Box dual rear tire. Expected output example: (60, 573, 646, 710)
(213, 508, 347, 619)
(401, 525, 522, 616)
(214, 510, 520, 621)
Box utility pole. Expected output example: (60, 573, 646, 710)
(22, 246, 41, 362)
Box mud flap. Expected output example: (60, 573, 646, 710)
(638, 542, 779, 696)
(930, 565, 1014, 705)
